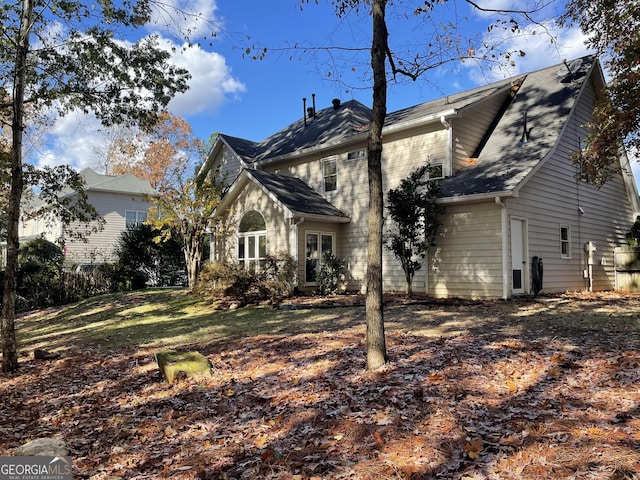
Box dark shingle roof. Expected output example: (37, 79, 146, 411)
(439, 55, 596, 198)
(247, 169, 349, 219)
(218, 56, 597, 201)
(225, 100, 372, 163)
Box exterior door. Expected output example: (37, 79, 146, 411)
(510, 218, 526, 295)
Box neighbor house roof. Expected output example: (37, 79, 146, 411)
(77, 168, 158, 196)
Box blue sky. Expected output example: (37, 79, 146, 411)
(32, 0, 640, 186)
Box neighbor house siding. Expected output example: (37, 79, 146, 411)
(429, 202, 504, 298)
(506, 78, 635, 294)
(63, 191, 153, 264)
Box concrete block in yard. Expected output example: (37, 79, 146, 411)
(14, 437, 69, 457)
(156, 350, 212, 384)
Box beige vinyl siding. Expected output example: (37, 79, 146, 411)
(222, 182, 290, 262)
(429, 202, 504, 298)
(506, 78, 636, 293)
(263, 126, 449, 292)
(63, 191, 153, 264)
(296, 221, 344, 289)
(452, 93, 510, 172)
(217, 145, 244, 187)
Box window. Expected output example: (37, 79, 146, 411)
(322, 156, 337, 193)
(305, 232, 335, 284)
(425, 162, 444, 180)
(560, 225, 571, 258)
(347, 149, 366, 161)
(125, 210, 147, 228)
(238, 210, 267, 272)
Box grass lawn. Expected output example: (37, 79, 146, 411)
(1, 289, 640, 479)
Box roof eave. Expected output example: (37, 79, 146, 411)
(255, 108, 458, 168)
(288, 212, 351, 223)
(438, 190, 516, 205)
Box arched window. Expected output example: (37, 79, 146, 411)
(238, 210, 266, 271)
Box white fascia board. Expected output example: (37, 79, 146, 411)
(256, 108, 458, 168)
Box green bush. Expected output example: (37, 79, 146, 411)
(315, 253, 346, 295)
(627, 215, 640, 247)
(114, 223, 186, 288)
(16, 238, 64, 311)
(196, 252, 296, 304)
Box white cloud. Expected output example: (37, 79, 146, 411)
(147, 0, 221, 40)
(467, 21, 592, 83)
(33, 35, 245, 171)
(33, 112, 106, 171)
(163, 39, 246, 116)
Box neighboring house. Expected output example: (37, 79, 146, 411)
(18, 167, 157, 265)
(202, 56, 640, 298)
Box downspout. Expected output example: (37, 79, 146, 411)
(495, 196, 509, 299)
(292, 217, 305, 289)
(440, 115, 452, 177)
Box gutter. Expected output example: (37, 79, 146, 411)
(437, 190, 516, 205)
(255, 108, 459, 169)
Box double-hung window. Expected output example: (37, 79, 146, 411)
(560, 225, 571, 258)
(425, 162, 444, 180)
(125, 210, 147, 228)
(305, 232, 335, 284)
(322, 156, 338, 193)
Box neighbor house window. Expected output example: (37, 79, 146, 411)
(322, 156, 337, 193)
(125, 210, 147, 228)
(238, 210, 267, 272)
(560, 225, 571, 258)
(305, 231, 335, 284)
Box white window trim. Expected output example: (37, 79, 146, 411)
(238, 211, 267, 272)
(322, 156, 338, 194)
(305, 231, 336, 285)
(125, 210, 147, 228)
(347, 149, 366, 161)
(560, 225, 571, 259)
(425, 161, 444, 180)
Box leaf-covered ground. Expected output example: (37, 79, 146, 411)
(1, 292, 640, 479)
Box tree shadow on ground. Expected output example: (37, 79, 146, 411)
(2, 291, 639, 478)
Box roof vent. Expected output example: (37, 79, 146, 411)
(332, 98, 341, 110)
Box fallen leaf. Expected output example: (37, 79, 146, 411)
(463, 438, 483, 459)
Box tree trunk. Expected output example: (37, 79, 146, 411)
(405, 271, 413, 297)
(2, 0, 34, 373)
(182, 223, 202, 291)
(365, 0, 388, 371)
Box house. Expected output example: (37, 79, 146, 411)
(17, 167, 157, 266)
(202, 55, 640, 298)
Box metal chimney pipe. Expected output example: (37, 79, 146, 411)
(303, 97, 307, 126)
(312, 93, 316, 118)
